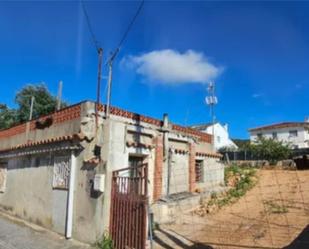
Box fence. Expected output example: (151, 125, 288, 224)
(222, 148, 309, 162)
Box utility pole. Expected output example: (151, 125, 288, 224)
(205, 82, 218, 151)
(95, 48, 103, 128)
(26, 96, 35, 141)
(105, 50, 118, 118)
(106, 60, 113, 118)
(29, 96, 35, 121)
(56, 80, 63, 111)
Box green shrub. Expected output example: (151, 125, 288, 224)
(249, 137, 292, 164)
(96, 232, 114, 249)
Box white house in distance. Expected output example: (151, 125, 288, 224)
(191, 122, 238, 150)
(249, 119, 309, 149)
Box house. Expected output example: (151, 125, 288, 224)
(0, 101, 224, 245)
(191, 122, 238, 151)
(249, 119, 309, 149)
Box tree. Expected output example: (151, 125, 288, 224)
(15, 84, 66, 122)
(0, 104, 16, 129)
(232, 139, 251, 150)
(0, 84, 67, 130)
(249, 137, 292, 164)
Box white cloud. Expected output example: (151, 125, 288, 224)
(252, 93, 263, 98)
(121, 49, 222, 84)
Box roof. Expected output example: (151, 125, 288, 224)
(0, 100, 212, 145)
(249, 122, 309, 132)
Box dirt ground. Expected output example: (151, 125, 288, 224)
(155, 169, 309, 249)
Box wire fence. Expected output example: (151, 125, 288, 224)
(153, 162, 309, 249)
(221, 148, 309, 162)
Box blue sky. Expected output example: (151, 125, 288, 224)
(0, 1, 308, 139)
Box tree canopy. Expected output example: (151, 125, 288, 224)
(0, 84, 67, 130)
(249, 137, 292, 163)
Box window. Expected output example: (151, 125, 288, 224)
(257, 133, 263, 139)
(195, 160, 204, 183)
(53, 156, 71, 189)
(289, 130, 298, 137)
(128, 155, 145, 177)
(217, 136, 221, 143)
(0, 162, 7, 193)
(272, 132, 277, 140)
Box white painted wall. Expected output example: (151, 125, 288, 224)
(250, 126, 309, 149)
(200, 123, 238, 150)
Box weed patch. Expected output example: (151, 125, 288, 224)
(264, 200, 288, 214)
(195, 165, 258, 215)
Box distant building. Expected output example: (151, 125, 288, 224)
(191, 122, 238, 150)
(249, 119, 309, 149)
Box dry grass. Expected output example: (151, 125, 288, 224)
(160, 169, 309, 249)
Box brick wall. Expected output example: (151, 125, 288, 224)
(0, 104, 81, 140)
(98, 103, 212, 144)
(189, 143, 196, 192)
(153, 135, 163, 201)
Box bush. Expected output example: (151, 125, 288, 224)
(249, 137, 291, 164)
(96, 232, 114, 249)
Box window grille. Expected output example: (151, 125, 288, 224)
(0, 163, 7, 193)
(195, 160, 204, 183)
(53, 156, 71, 189)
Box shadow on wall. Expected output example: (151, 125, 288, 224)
(283, 224, 309, 249)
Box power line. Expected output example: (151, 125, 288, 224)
(81, 0, 100, 52)
(107, 0, 145, 64)
(105, 0, 145, 118)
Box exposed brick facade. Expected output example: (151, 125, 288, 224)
(98, 103, 212, 143)
(0, 101, 212, 145)
(189, 143, 196, 192)
(153, 135, 163, 201)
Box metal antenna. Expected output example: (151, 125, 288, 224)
(56, 81, 63, 111)
(205, 82, 218, 150)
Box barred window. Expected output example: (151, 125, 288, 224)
(195, 160, 204, 183)
(53, 156, 71, 189)
(0, 162, 7, 193)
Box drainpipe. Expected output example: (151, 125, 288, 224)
(66, 150, 77, 239)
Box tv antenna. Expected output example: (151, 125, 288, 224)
(205, 81, 218, 149)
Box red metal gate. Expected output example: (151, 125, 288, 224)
(110, 164, 148, 249)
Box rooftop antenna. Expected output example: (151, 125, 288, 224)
(205, 81, 218, 150)
(56, 80, 63, 111)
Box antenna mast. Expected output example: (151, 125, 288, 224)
(205, 82, 218, 150)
